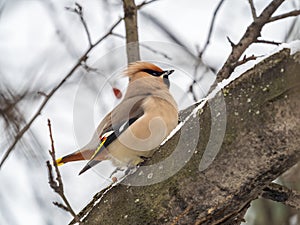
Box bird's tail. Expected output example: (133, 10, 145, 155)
(55, 150, 95, 166)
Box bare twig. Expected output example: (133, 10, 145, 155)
(0, 2, 5, 20)
(66, 3, 92, 47)
(188, 53, 208, 102)
(141, 11, 195, 59)
(46, 119, 81, 223)
(284, 1, 299, 41)
(53, 201, 71, 212)
(284, 13, 298, 42)
(112, 32, 173, 60)
(226, 36, 236, 48)
(136, 0, 159, 9)
(92, 18, 123, 47)
(232, 54, 259, 68)
(255, 39, 281, 45)
(248, 0, 257, 19)
(199, 0, 226, 58)
(0, 18, 123, 169)
(216, 0, 286, 82)
(122, 0, 140, 63)
(111, 32, 126, 39)
(188, 80, 198, 102)
(140, 43, 173, 60)
(186, 58, 215, 103)
(261, 183, 300, 210)
(37, 91, 48, 97)
(268, 9, 300, 23)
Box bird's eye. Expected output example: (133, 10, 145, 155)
(141, 69, 162, 77)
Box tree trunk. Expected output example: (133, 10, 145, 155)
(123, 0, 140, 63)
(81, 48, 300, 225)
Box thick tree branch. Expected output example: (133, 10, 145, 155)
(123, 0, 140, 63)
(79, 49, 300, 224)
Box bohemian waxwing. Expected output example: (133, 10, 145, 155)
(56, 61, 178, 175)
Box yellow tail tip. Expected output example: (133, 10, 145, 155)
(56, 158, 64, 166)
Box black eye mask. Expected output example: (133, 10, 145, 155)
(141, 69, 174, 88)
(141, 69, 164, 76)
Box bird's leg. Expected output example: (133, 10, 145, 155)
(124, 165, 139, 176)
(139, 156, 151, 166)
(124, 167, 132, 176)
(109, 165, 139, 183)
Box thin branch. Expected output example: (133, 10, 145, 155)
(255, 39, 281, 45)
(226, 36, 236, 48)
(111, 32, 126, 39)
(141, 11, 195, 59)
(46, 119, 80, 223)
(188, 57, 205, 102)
(216, 0, 286, 82)
(268, 9, 300, 23)
(232, 54, 259, 67)
(284, 12, 298, 42)
(248, 0, 257, 19)
(199, 0, 226, 58)
(188, 80, 198, 102)
(65, 3, 93, 47)
(140, 43, 173, 60)
(53, 202, 71, 212)
(0, 17, 123, 169)
(136, 0, 159, 9)
(92, 18, 123, 48)
(0, 2, 6, 20)
(37, 91, 48, 97)
(112, 32, 173, 60)
(261, 183, 300, 210)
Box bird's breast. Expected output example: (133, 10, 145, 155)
(107, 96, 178, 167)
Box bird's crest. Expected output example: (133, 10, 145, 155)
(124, 61, 163, 78)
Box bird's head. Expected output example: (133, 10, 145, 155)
(124, 61, 174, 88)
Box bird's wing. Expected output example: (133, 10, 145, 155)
(79, 98, 145, 175)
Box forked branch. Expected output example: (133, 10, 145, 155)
(46, 119, 80, 223)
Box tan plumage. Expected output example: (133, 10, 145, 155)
(56, 61, 178, 175)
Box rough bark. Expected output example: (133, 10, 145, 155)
(81, 48, 300, 225)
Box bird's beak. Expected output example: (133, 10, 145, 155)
(162, 70, 174, 77)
